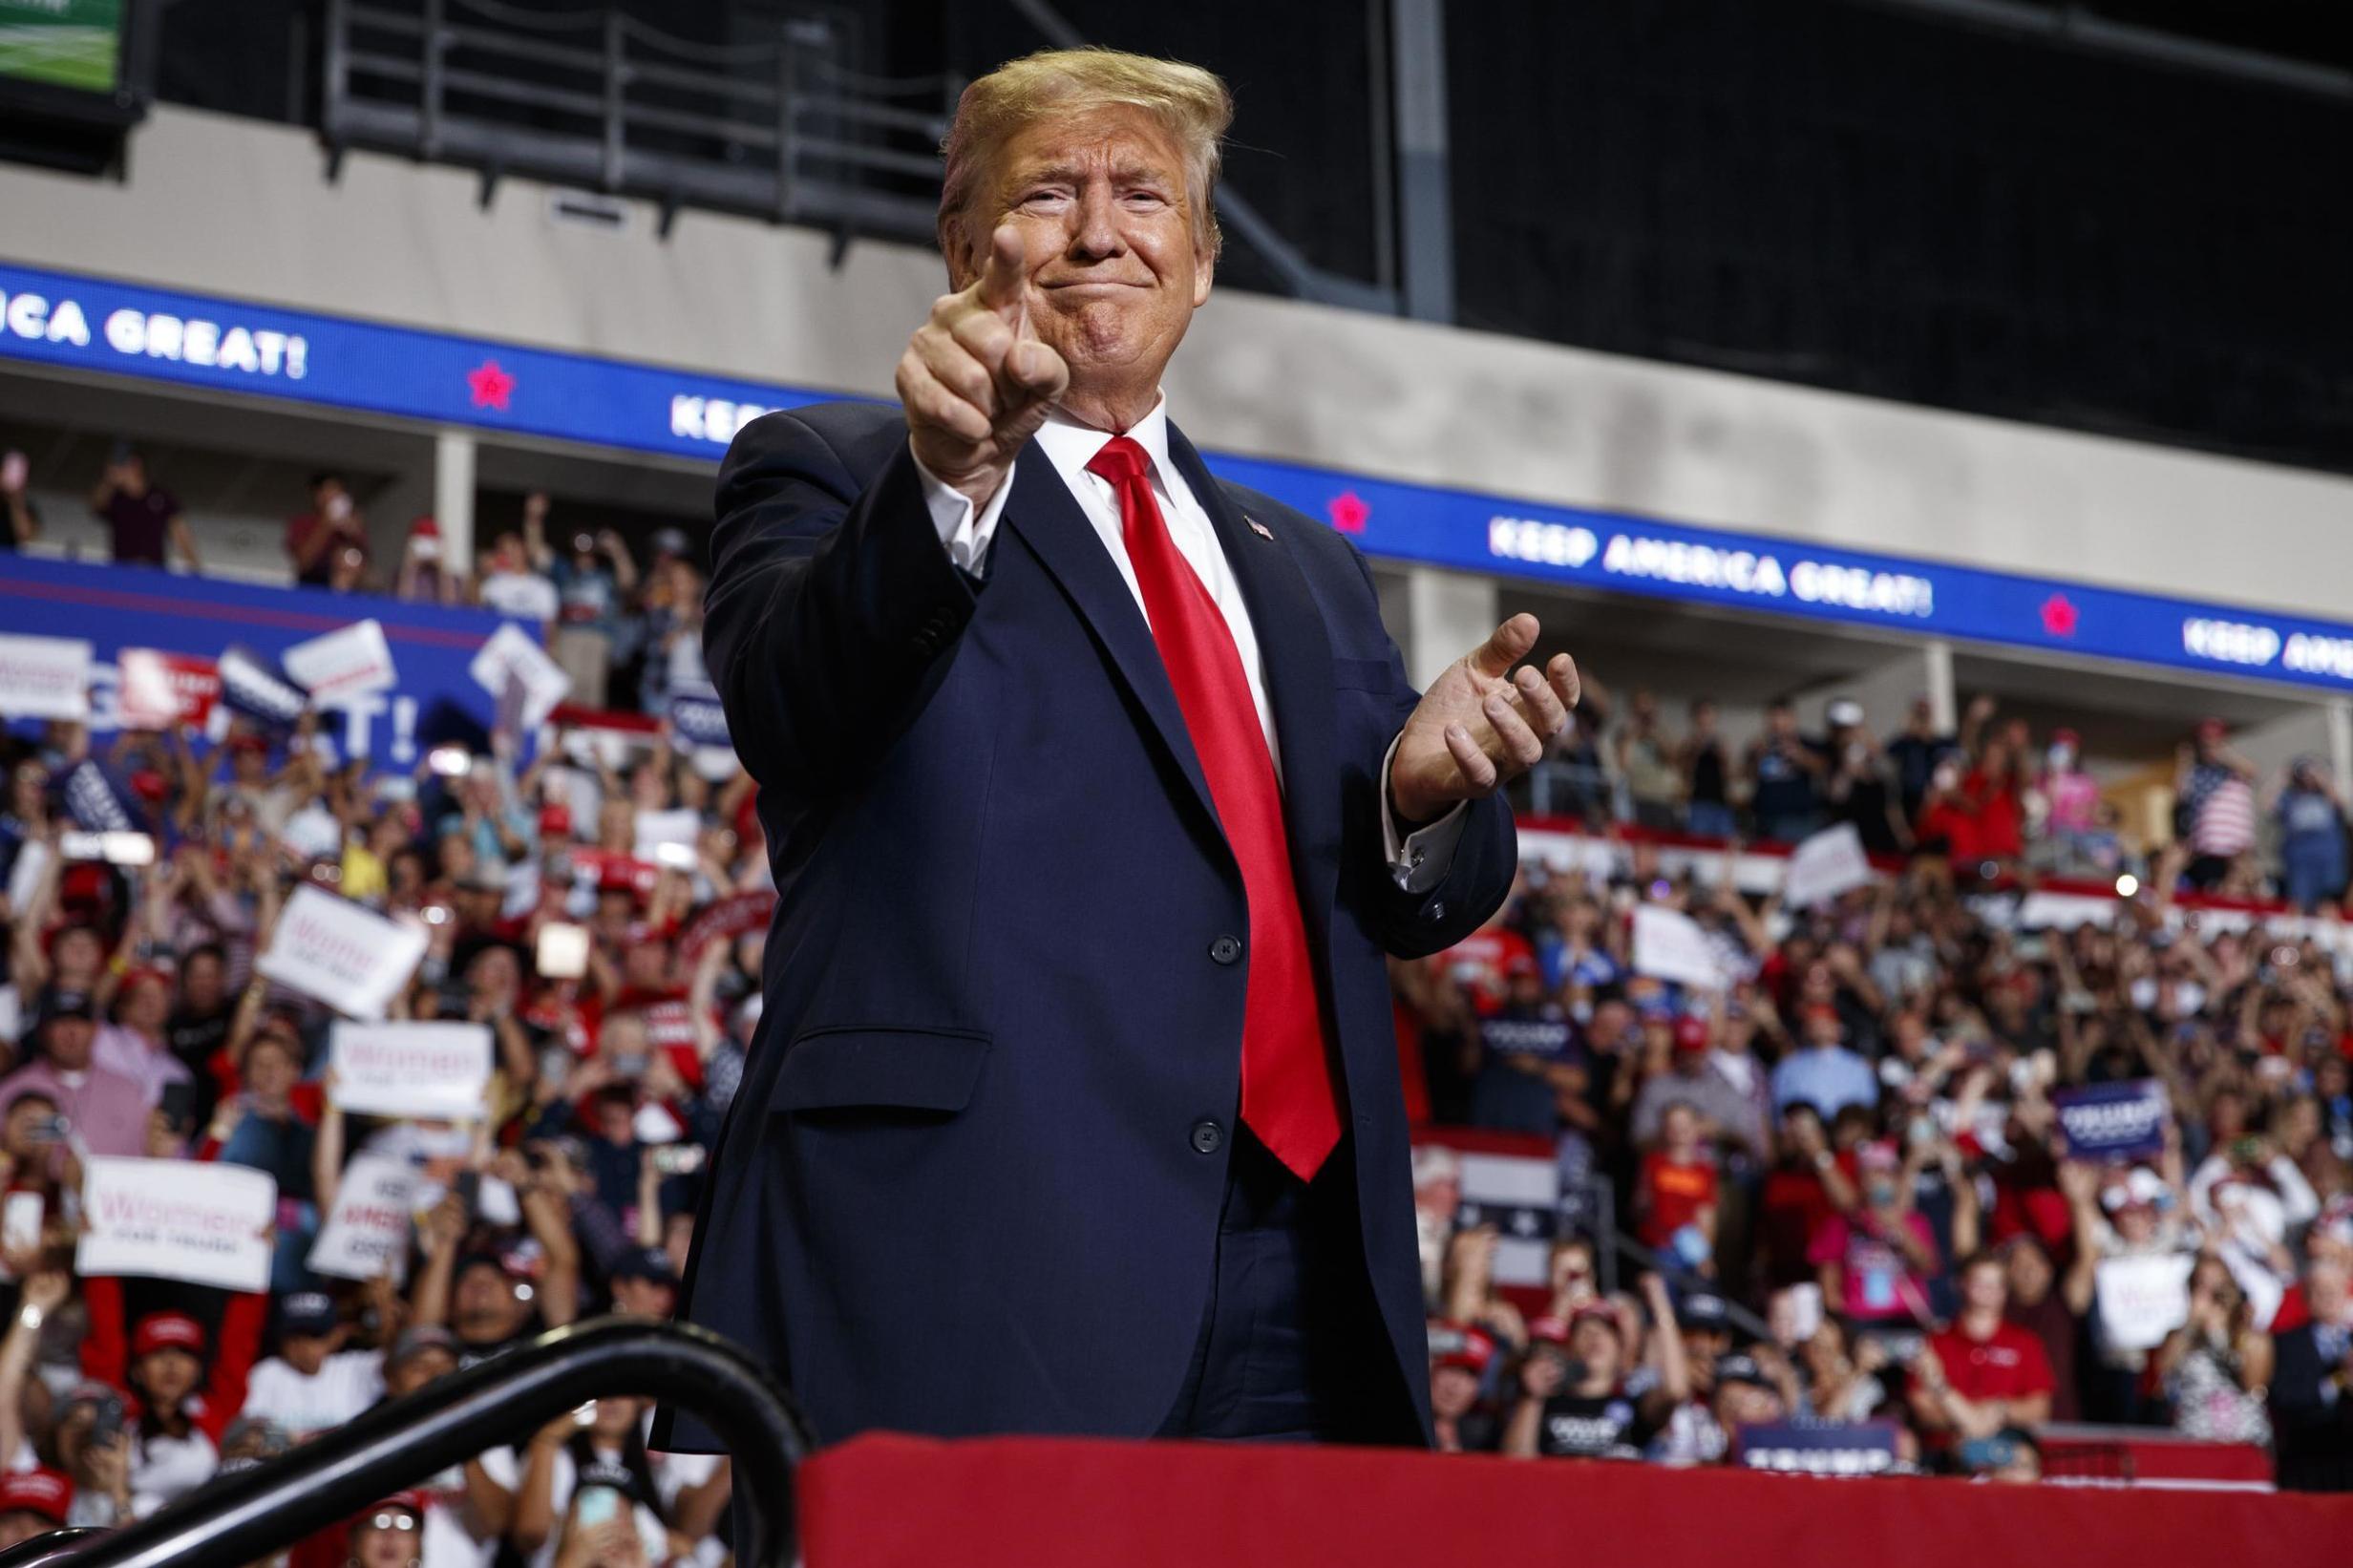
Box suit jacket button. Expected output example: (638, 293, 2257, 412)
(1209, 934, 1242, 964)
(1191, 1119, 1224, 1155)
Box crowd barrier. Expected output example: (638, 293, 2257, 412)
(1516, 816, 2353, 954)
(796, 1432, 2352, 1568)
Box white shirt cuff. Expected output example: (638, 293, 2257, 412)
(1381, 732, 1470, 894)
(912, 452, 1015, 577)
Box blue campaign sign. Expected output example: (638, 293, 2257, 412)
(2053, 1078, 2172, 1160)
(1734, 1420, 1902, 1476)
(0, 553, 518, 764)
(9, 259, 2353, 696)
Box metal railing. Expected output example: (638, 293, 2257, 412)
(0, 1318, 811, 1568)
(321, 0, 959, 242)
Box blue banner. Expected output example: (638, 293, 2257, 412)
(0, 554, 519, 765)
(1208, 451, 2353, 699)
(0, 260, 826, 463)
(2053, 1078, 2172, 1160)
(9, 258, 2353, 697)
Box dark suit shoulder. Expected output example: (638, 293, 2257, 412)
(725, 399, 905, 491)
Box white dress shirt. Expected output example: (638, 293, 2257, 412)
(915, 397, 1465, 891)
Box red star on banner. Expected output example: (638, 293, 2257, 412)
(1327, 491, 1369, 534)
(466, 360, 516, 411)
(2040, 594, 2079, 637)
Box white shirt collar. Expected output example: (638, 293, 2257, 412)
(1033, 393, 1176, 488)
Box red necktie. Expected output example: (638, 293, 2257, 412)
(1086, 435, 1343, 1180)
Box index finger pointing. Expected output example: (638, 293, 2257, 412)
(978, 223, 1028, 320)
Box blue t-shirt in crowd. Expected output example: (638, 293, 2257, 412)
(1770, 1044, 1879, 1117)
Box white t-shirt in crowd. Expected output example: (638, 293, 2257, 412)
(241, 1349, 386, 1439)
(409, 1459, 500, 1568)
(129, 1426, 218, 1519)
(478, 571, 561, 623)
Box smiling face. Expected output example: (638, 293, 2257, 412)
(951, 106, 1212, 423)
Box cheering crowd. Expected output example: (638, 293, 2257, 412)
(0, 692, 758, 1564)
(1, 520, 2352, 1568)
(1532, 683, 2350, 911)
(1402, 716, 2353, 1485)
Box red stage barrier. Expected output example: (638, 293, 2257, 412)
(799, 1434, 2353, 1568)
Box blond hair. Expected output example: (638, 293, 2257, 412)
(937, 47, 1234, 270)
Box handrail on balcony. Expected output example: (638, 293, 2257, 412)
(0, 1318, 811, 1568)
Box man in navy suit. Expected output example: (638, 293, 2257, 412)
(670, 47, 1582, 1450)
(2272, 1256, 2353, 1491)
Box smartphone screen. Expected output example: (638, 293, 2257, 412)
(159, 1080, 199, 1132)
(573, 1485, 621, 1529)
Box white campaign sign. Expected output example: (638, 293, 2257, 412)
(76, 1157, 276, 1292)
(633, 808, 701, 864)
(1782, 823, 1876, 908)
(256, 885, 428, 1019)
(1633, 904, 1726, 989)
(307, 1155, 424, 1283)
(2094, 1252, 2195, 1351)
(0, 634, 92, 720)
(329, 1021, 493, 1120)
(469, 623, 571, 730)
(281, 619, 397, 705)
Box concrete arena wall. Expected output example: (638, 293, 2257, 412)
(1, 106, 2348, 622)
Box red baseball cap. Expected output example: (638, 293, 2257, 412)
(1568, 1303, 1624, 1339)
(1431, 1324, 1497, 1375)
(117, 966, 171, 999)
(1673, 1016, 1711, 1053)
(0, 1468, 73, 1524)
(134, 1312, 206, 1358)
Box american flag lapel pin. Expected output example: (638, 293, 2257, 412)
(1245, 515, 1274, 541)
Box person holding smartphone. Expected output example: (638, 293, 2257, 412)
(285, 471, 369, 589)
(0, 450, 39, 552)
(487, 1400, 671, 1568)
(87, 446, 201, 572)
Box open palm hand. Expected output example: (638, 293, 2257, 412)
(1389, 613, 1580, 824)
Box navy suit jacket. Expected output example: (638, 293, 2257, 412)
(2270, 1323, 2353, 1491)
(667, 400, 1516, 1450)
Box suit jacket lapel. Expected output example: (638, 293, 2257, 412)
(1163, 425, 1344, 958)
(998, 444, 1220, 834)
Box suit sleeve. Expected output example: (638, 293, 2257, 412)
(701, 411, 977, 803)
(2271, 1331, 2352, 1443)
(1338, 544, 1517, 960)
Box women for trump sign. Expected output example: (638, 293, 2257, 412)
(76, 1158, 276, 1292)
(256, 886, 428, 1020)
(329, 1022, 494, 1121)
